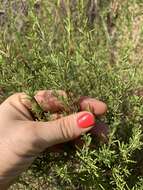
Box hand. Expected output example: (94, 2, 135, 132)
(0, 90, 107, 189)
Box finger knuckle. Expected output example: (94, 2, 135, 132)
(58, 117, 77, 140)
(8, 93, 26, 102)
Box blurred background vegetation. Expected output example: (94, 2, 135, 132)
(0, 0, 143, 189)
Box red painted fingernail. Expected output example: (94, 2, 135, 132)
(77, 113, 95, 128)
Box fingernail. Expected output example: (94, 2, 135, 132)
(77, 113, 95, 128)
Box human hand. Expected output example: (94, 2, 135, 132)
(0, 90, 107, 189)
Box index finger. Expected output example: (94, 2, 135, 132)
(78, 96, 107, 115)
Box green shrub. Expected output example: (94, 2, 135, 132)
(0, 0, 143, 189)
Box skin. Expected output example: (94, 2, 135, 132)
(0, 90, 107, 189)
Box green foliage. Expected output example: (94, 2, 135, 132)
(0, 0, 143, 189)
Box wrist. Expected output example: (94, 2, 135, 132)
(0, 145, 25, 189)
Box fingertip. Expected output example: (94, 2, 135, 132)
(99, 101, 108, 114)
(79, 97, 107, 115)
(77, 111, 95, 129)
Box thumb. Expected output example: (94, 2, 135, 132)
(32, 111, 95, 149)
